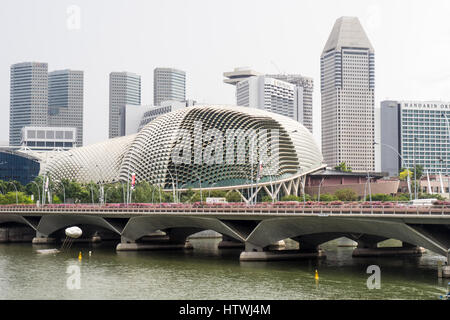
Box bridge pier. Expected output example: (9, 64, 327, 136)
(352, 242, 425, 257)
(116, 236, 193, 251)
(239, 242, 326, 261)
(32, 232, 57, 244)
(217, 235, 244, 249)
(0, 225, 35, 243)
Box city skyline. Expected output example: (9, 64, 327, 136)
(1, 0, 450, 149)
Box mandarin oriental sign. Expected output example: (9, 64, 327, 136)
(402, 101, 450, 110)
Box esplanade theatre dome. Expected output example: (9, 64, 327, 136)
(43, 105, 324, 190)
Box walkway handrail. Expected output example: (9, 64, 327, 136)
(0, 203, 449, 216)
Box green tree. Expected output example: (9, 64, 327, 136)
(371, 193, 394, 202)
(0, 191, 33, 204)
(334, 162, 352, 172)
(419, 193, 445, 200)
(281, 195, 302, 202)
(394, 193, 411, 201)
(334, 188, 357, 201)
(318, 193, 338, 202)
(225, 190, 242, 202)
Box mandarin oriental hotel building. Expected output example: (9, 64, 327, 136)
(380, 100, 450, 176)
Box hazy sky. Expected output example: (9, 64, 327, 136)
(1, 0, 450, 146)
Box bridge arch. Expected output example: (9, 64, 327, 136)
(245, 217, 449, 256)
(36, 215, 123, 238)
(0, 215, 37, 230)
(121, 216, 245, 243)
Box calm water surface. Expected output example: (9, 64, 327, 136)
(0, 238, 447, 300)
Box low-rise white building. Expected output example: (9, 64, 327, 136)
(21, 126, 77, 151)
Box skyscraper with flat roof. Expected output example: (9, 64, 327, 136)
(48, 69, 84, 146)
(320, 17, 375, 172)
(236, 75, 299, 121)
(153, 68, 185, 106)
(380, 100, 450, 177)
(9, 62, 48, 146)
(266, 74, 314, 133)
(109, 72, 141, 138)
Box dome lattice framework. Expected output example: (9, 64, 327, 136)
(44, 105, 324, 196)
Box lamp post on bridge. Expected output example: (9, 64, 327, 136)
(374, 140, 412, 201)
(167, 169, 177, 203)
(8, 181, 18, 205)
(317, 177, 325, 202)
(30, 181, 41, 206)
(442, 113, 450, 199)
(195, 174, 203, 203)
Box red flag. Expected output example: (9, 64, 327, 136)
(131, 173, 136, 189)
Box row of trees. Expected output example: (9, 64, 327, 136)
(0, 178, 243, 205)
(0, 165, 445, 205)
(270, 188, 444, 203)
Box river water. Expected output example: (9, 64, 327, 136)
(0, 238, 447, 300)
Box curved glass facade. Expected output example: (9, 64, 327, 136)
(0, 149, 41, 185)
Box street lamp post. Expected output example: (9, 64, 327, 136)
(195, 174, 203, 203)
(442, 113, 450, 199)
(30, 181, 41, 205)
(317, 177, 325, 202)
(89, 184, 95, 205)
(167, 170, 177, 203)
(8, 181, 18, 205)
(57, 181, 66, 204)
(413, 137, 418, 200)
(209, 182, 218, 198)
(374, 141, 412, 201)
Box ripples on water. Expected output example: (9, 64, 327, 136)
(0, 238, 447, 300)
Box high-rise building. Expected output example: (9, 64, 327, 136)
(9, 62, 48, 146)
(320, 17, 375, 172)
(224, 68, 313, 132)
(380, 100, 450, 176)
(266, 74, 314, 133)
(236, 75, 299, 120)
(153, 68, 185, 106)
(48, 70, 84, 146)
(109, 72, 141, 138)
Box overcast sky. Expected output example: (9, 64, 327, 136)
(1, 0, 449, 147)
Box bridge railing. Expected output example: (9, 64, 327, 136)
(0, 203, 448, 215)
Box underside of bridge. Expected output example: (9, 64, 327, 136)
(0, 214, 449, 264)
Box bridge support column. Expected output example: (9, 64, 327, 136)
(352, 242, 425, 257)
(0, 226, 35, 243)
(239, 242, 326, 261)
(218, 235, 244, 249)
(116, 236, 192, 251)
(32, 232, 57, 245)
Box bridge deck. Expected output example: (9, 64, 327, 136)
(0, 204, 449, 217)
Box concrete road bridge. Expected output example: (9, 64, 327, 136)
(0, 204, 449, 273)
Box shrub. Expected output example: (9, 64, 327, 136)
(334, 188, 357, 201)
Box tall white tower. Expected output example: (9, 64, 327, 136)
(320, 17, 375, 172)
